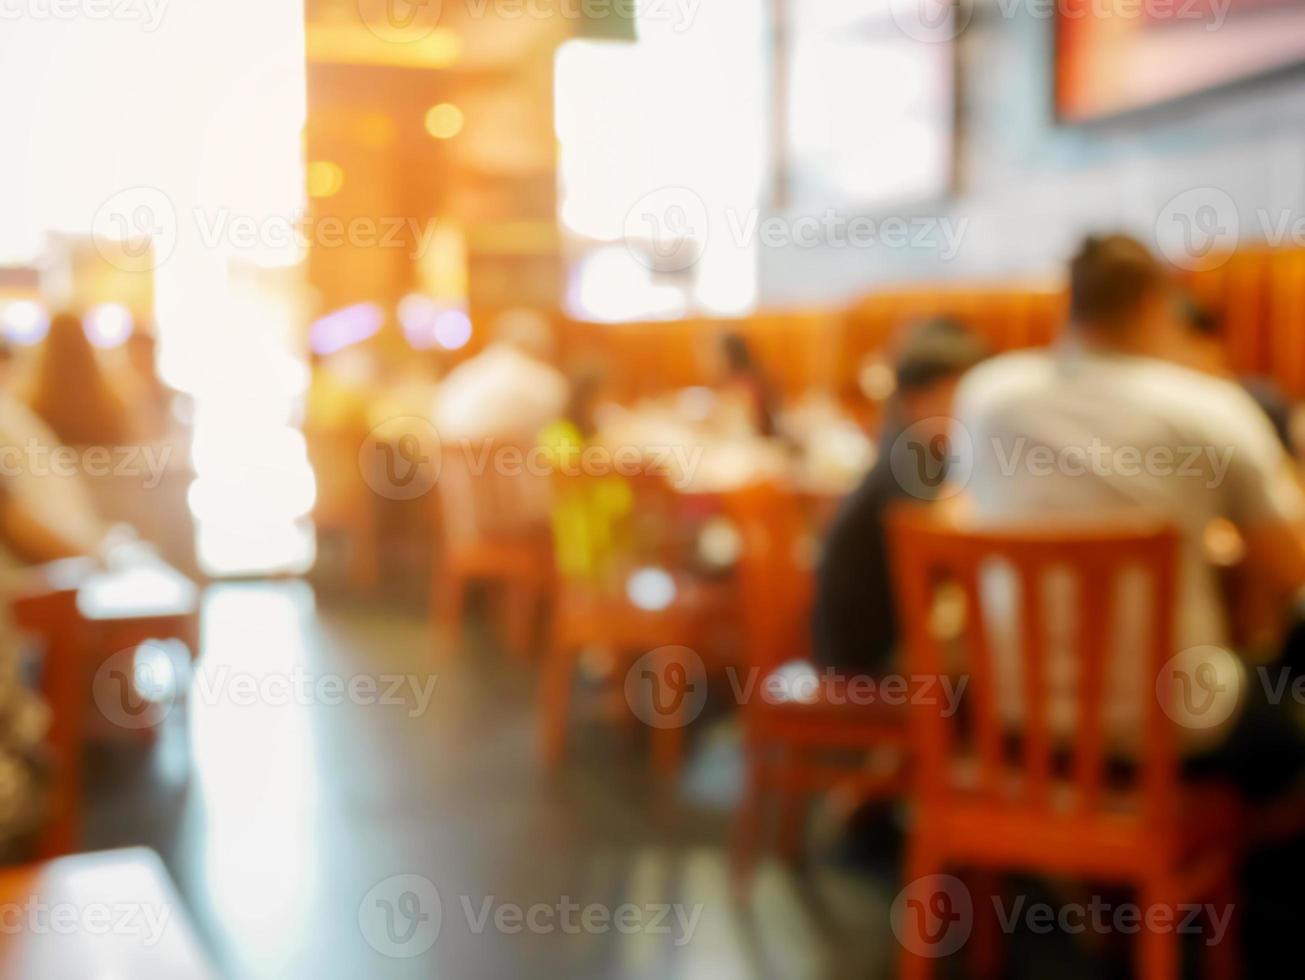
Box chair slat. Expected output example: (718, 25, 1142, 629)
(957, 559, 1004, 801)
(1017, 561, 1052, 809)
(1073, 557, 1112, 813)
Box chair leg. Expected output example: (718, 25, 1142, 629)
(1136, 879, 1180, 980)
(504, 584, 537, 660)
(731, 737, 767, 890)
(775, 745, 805, 865)
(966, 870, 1003, 979)
(651, 716, 685, 779)
(1204, 874, 1239, 980)
(435, 568, 467, 657)
(348, 508, 380, 592)
(898, 838, 942, 980)
(540, 628, 576, 770)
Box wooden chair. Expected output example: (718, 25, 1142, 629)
(307, 420, 380, 591)
(727, 481, 907, 884)
(433, 438, 554, 659)
(887, 510, 1241, 980)
(538, 467, 733, 776)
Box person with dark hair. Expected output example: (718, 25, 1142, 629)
(718, 332, 780, 437)
(812, 317, 988, 676)
(1176, 293, 1297, 454)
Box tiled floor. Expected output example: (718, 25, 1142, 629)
(84, 582, 894, 979)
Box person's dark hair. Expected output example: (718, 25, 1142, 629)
(1069, 234, 1168, 327)
(1179, 292, 1220, 337)
(721, 332, 756, 373)
(893, 317, 988, 392)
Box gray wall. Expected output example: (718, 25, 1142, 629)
(758, 9, 1305, 306)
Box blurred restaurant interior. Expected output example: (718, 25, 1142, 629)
(3, 0, 1305, 977)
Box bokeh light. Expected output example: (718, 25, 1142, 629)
(433, 310, 473, 350)
(0, 300, 50, 345)
(424, 103, 464, 139)
(85, 302, 135, 349)
(306, 160, 345, 199)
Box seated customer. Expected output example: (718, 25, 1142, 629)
(812, 318, 987, 677)
(956, 234, 1305, 785)
(1175, 293, 1298, 456)
(431, 309, 567, 443)
(716, 332, 780, 438)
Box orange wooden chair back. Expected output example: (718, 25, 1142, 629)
(437, 438, 552, 549)
(725, 481, 816, 678)
(887, 508, 1182, 826)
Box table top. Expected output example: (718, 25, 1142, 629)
(10, 550, 198, 623)
(0, 848, 217, 979)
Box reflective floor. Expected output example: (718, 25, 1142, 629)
(84, 582, 890, 980)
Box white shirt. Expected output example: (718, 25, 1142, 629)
(954, 345, 1305, 749)
(431, 344, 568, 442)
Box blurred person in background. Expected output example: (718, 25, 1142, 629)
(955, 234, 1305, 973)
(26, 312, 132, 448)
(813, 317, 988, 678)
(431, 309, 567, 442)
(716, 332, 779, 438)
(539, 369, 633, 584)
(1175, 293, 1298, 456)
(0, 338, 107, 560)
(810, 317, 986, 870)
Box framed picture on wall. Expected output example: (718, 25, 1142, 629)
(1056, 0, 1305, 121)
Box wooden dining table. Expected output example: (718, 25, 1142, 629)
(10, 552, 201, 858)
(0, 848, 217, 978)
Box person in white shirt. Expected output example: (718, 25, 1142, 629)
(953, 234, 1305, 791)
(430, 309, 568, 443)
